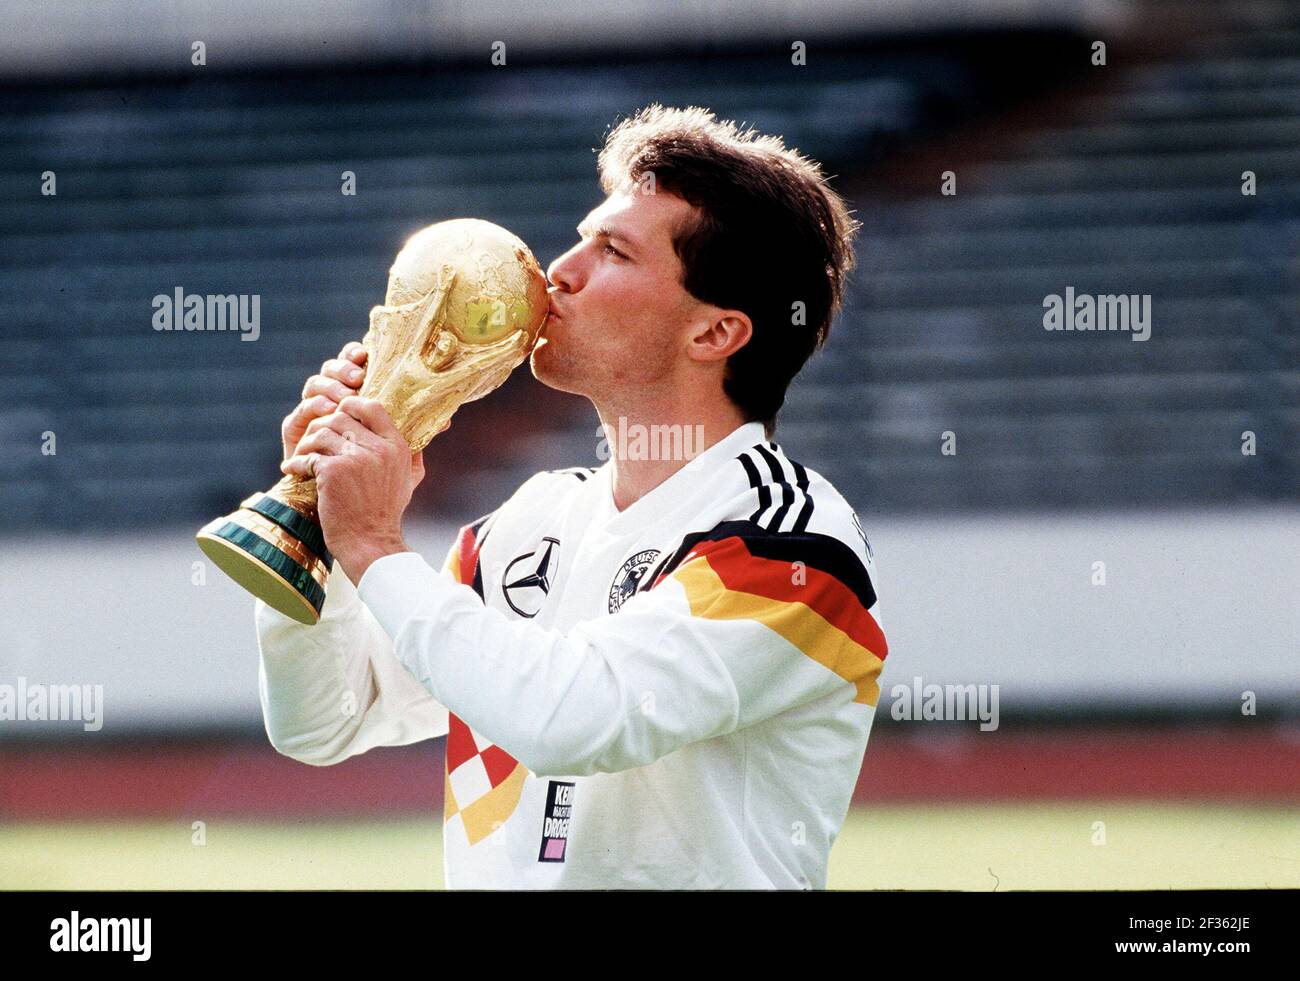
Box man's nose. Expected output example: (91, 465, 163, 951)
(546, 245, 581, 293)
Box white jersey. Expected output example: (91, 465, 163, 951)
(255, 420, 889, 889)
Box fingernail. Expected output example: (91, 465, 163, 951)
(347, 367, 362, 380)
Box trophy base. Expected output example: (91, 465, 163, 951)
(195, 493, 333, 625)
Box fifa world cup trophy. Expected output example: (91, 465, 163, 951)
(196, 219, 549, 624)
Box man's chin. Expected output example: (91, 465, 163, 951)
(528, 337, 561, 387)
(529, 338, 585, 396)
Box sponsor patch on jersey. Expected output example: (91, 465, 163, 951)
(502, 536, 560, 618)
(608, 548, 660, 613)
(537, 780, 574, 862)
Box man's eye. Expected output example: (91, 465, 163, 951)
(602, 243, 626, 259)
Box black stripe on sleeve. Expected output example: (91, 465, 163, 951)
(789, 459, 814, 533)
(737, 451, 772, 526)
(754, 443, 795, 533)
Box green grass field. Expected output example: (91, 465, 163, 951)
(3, 804, 1296, 890)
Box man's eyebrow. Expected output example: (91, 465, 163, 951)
(577, 221, 639, 248)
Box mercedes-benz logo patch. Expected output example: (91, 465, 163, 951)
(608, 548, 660, 613)
(502, 536, 560, 618)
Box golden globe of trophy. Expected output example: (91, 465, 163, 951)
(196, 218, 549, 624)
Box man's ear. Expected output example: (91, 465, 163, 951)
(687, 310, 752, 364)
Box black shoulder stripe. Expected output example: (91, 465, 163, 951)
(643, 518, 876, 611)
(766, 441, 817, 534)
(789, 459, 814, 533)
(547, 467, 593, 481)
(754, 443, 795, 532)
(736, 451, 772, 526)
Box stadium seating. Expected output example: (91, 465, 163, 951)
(0, 5, 1294, 530)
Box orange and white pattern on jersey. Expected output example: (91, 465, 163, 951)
(441, 518, 529, 845)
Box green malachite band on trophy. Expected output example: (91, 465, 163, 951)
(213, 521, 327, 613)
(246, 495, 333, 564)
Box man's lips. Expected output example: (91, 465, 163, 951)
(534, 297, 561, 350)
(546, 290, 564, 321)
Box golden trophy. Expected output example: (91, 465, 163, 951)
(196, 218, 549, 624)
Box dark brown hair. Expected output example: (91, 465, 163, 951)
(598, 104, 860, 438)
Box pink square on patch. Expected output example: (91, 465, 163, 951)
(543, 838, 566, 860)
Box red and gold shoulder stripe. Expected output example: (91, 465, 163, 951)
(660, 524, 888, 707)
(441, 512, 494, 600)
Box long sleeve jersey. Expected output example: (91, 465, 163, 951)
(255, 420, 890, 889)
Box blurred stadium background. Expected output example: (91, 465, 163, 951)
(0, 0, 1297, 889)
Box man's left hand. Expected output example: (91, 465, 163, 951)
(281, 396, 426, 585)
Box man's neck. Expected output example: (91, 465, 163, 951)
(599, 406, 751, 512)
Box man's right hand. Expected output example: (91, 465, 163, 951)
(281, 341, 367, 463)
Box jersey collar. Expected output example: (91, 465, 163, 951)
(595, 420, 769, 533)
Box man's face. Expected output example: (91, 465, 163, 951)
(532, 187, 704, 403)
